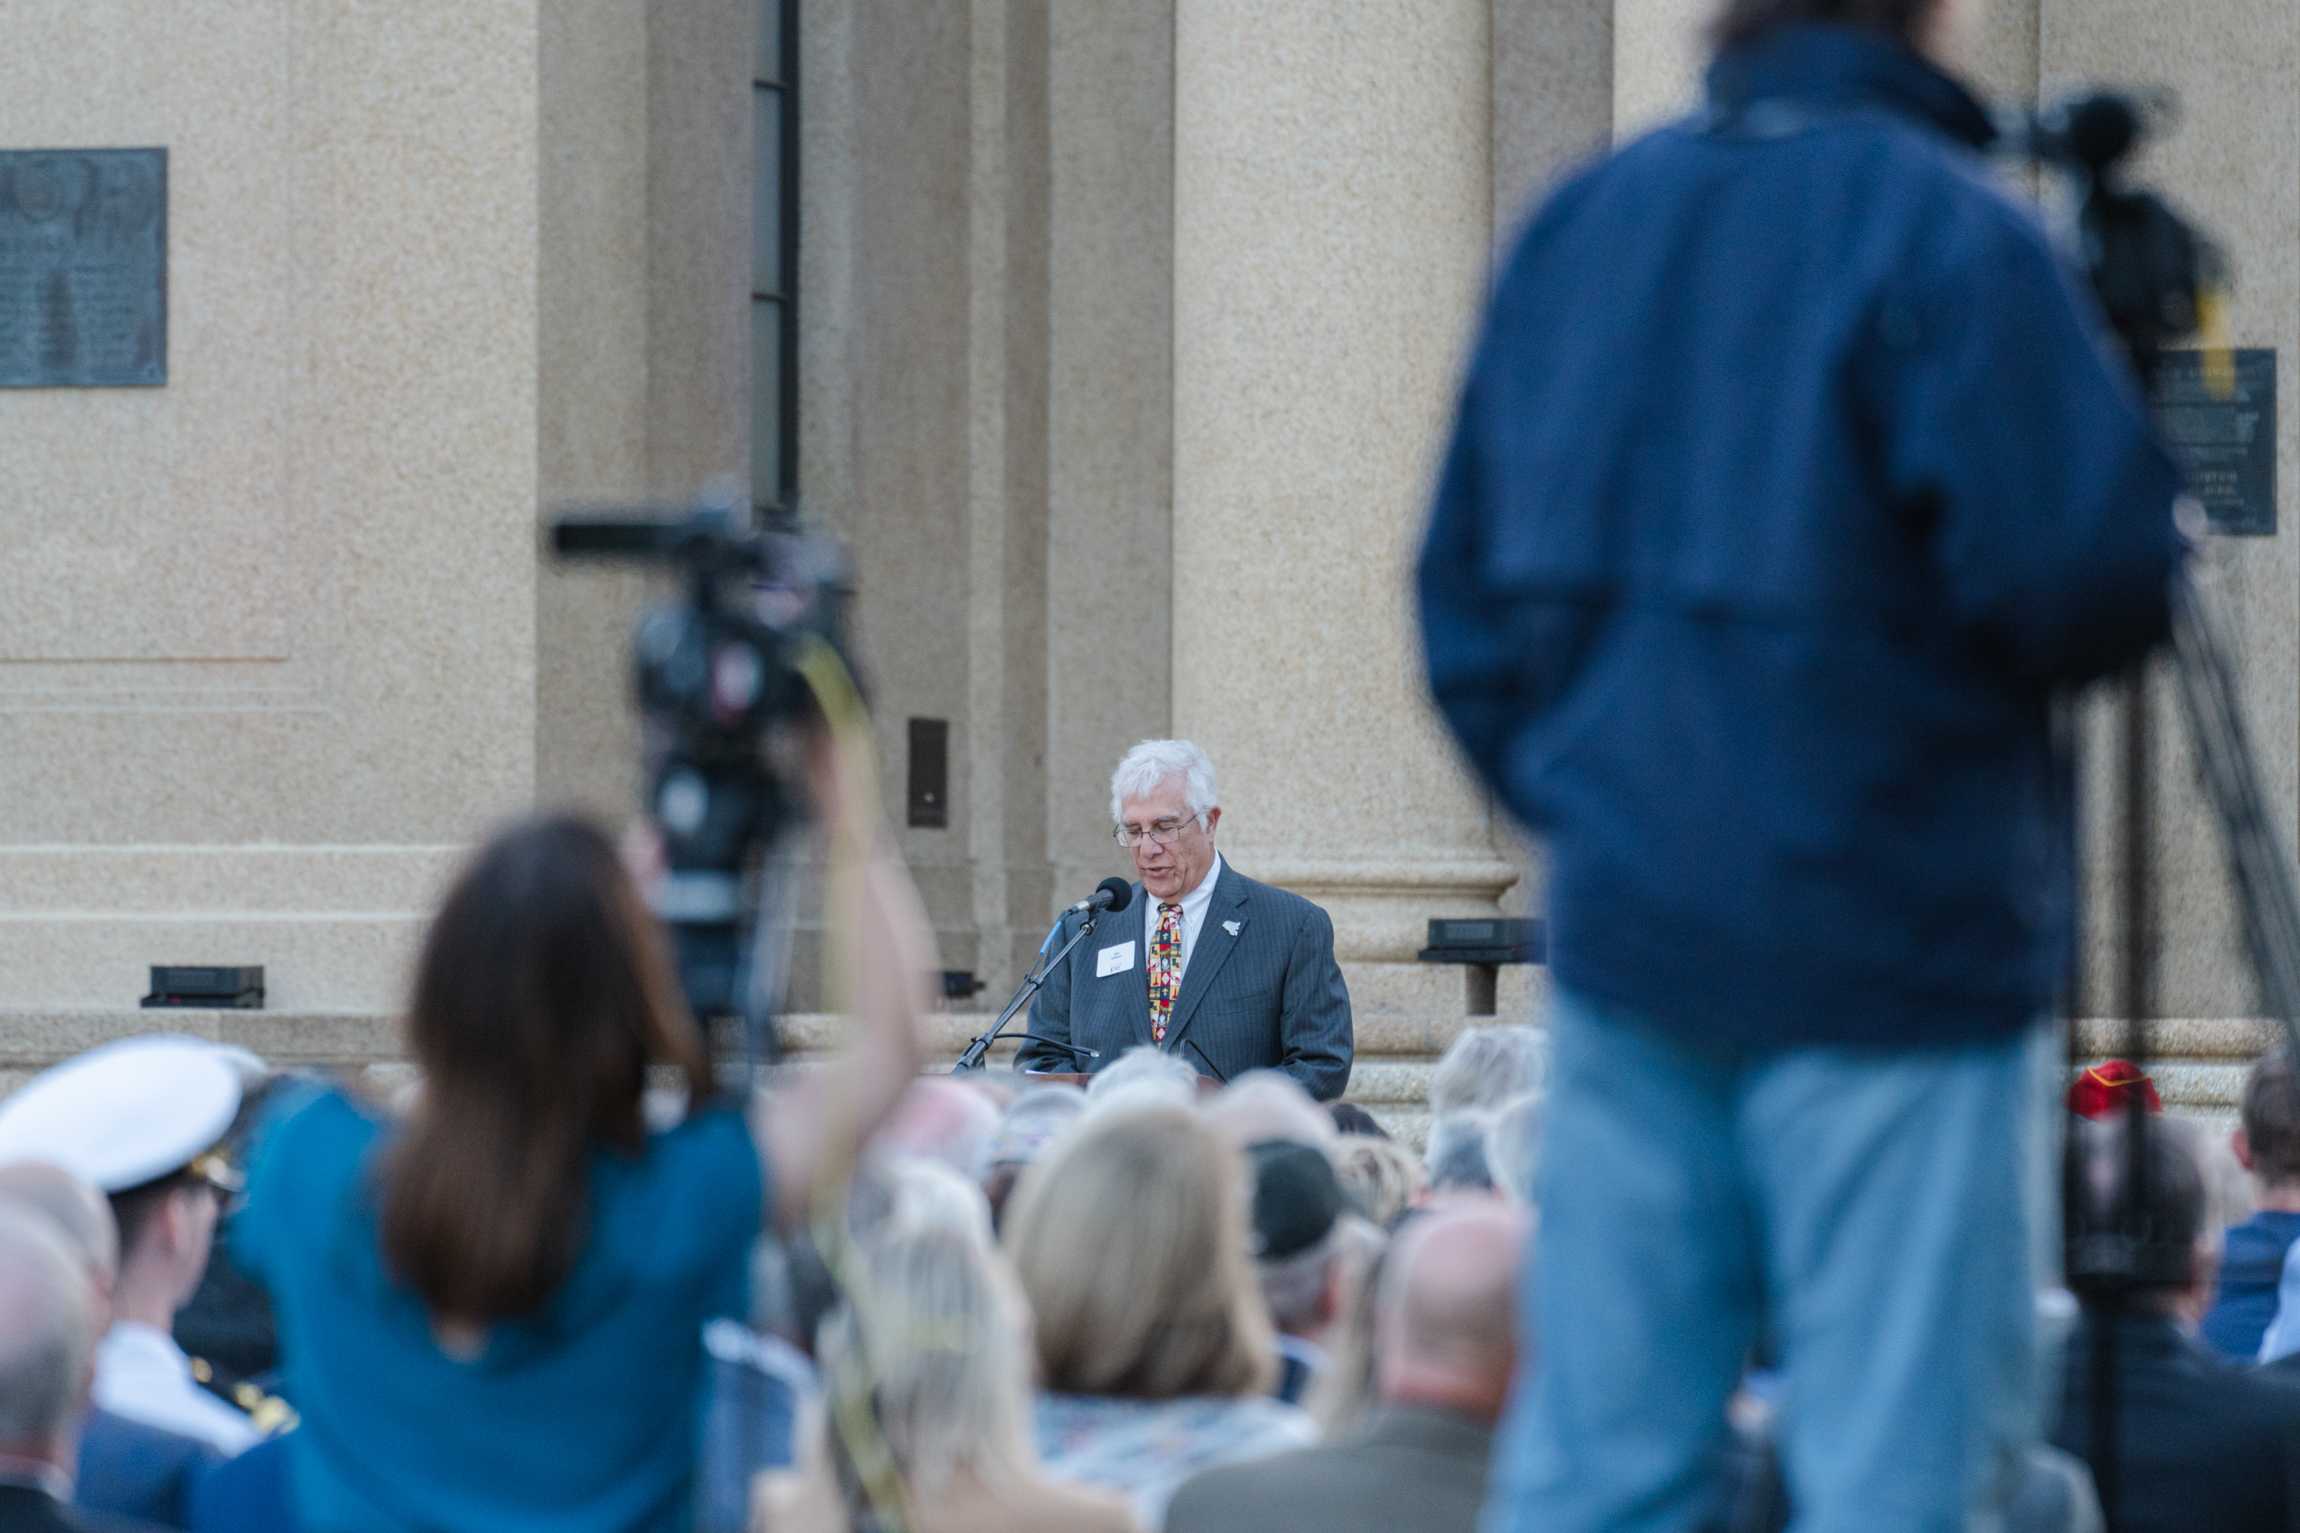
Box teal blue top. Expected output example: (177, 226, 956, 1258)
(234, 1086, 763, 1532)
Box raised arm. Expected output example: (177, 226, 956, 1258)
(757, 739, 935, 1232)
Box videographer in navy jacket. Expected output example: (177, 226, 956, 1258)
(1418, 3, 2186, 1528)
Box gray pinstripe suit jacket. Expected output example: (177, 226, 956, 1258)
(1016, 863, 1353, 1101)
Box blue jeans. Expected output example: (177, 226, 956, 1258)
(1488, 990, 2050, 1533)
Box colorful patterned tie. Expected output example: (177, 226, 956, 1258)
(1148, 901, 1183, 1042)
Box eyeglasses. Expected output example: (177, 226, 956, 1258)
(1113, 815, 1201, 849)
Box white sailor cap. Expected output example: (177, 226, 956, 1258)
(0, 1036, 249, 1194)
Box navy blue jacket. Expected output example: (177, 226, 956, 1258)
(1418, 25, 2184, 1048)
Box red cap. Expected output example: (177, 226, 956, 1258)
(2067, 1058, 2163, 1119)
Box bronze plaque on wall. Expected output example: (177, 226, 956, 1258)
(0, 149, 167, 388)
(2153, 348, 2276, 537)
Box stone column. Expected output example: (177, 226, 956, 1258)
(1171, 0, 1518, 1017)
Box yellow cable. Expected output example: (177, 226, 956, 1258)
(787, 635, 913, 1533)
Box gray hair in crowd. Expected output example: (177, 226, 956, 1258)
(0, 1205, 95, 1444)
(1085, 1046, 1203, 1118)
(1260, 1212, 1387, 1340)
(1485, 1093, 1546, 1205)
(872, 1156, 995, 1246)
(1429, 1024, 1547, 1117)
(1110, 739, 1219, 824)
(1425, 1111, 1497, 1194)
(986, 1086, 1087, 1168)
(1204, 1070, 1337, 1150)
(0, 1163, 118, 1285)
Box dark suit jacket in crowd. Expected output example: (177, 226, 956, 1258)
(1017, 862, 1352, 1101)
(75, 1410, 217, 1530)
(1162, 1404, 1489, 1533)
(2054, 1312, 2300, 1533)
(0, 1483, 166, 1533)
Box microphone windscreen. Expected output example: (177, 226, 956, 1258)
(1096, 876, 1134, 913)
(2062, 92, 2142, 170)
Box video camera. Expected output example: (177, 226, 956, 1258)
(2001, 89, 2226, 379)
(550, 487, 855, 1035)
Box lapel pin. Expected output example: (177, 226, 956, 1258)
(1222, 920, 1241, 937)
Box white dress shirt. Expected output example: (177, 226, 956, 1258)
(1146, 852, 1225, 985)
(93, 1321, 260, 1455)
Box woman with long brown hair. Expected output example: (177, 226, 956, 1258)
(232, 752, 933, 1532)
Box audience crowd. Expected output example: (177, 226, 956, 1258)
(11, 814, 2300, 1531)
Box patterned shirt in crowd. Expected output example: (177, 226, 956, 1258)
(1033, 1392, 1315, 1529)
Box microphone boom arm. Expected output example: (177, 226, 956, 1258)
(952, 911, 1101, 1073)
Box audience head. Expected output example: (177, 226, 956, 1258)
(0, 1205, 98, 1466)
(1332, 1136, 1425, 1227)
(1328, 1102, 1388, 1138)
(1710, 0, 1979, 71)
(1424, 1111, 1498, 1197)
(1248, 1140, 1351, 1341)
(870, 1156, 996, 1246)
(0, 1036, 245, 1328)
(1485, 1093, 1545, 1206)
(1005, 1104, 1274, 1399)
(815, 1222, 1035, 1501)
(1084, 1046, 1202, 1117)
(1374, 1201, 1527, 1424)
(385, 814, 710, 1325)
(1204, 1070, 1336, 1151)
(2067, 1058, 2163, 1121)
(0, 1162, 119, 1295)
(1110, 739, 1222, 905)
(2237, 1050, 2300, 1196)
(980, 1087, 1087, 1231)
(876, 1079, 1002, 1181)
(2065, 1114, 2213, 1321)
(1429, 1025, 1546, 1117)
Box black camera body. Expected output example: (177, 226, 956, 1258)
(551, 492, 854, 1026)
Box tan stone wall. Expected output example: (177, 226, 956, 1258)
(1, 1, 545, 1015)
(4, 1, 2292, 1083)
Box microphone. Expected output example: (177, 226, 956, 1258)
(1062, 877, 1135, 918)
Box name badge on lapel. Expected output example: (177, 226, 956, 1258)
(1096, 941, 1137, 978)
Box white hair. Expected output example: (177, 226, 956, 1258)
(1485, 1092, 1546, 1205)
(1110, 739, 1219, 824)
(871, 1156, 996, 1246)
(1203, 1070, 1337, 1150)
(1429, 1024, 1548, 1117)
(0, 1206, 94, 1443)
(1085, 1046, 1203, 1117)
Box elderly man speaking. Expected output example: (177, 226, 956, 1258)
(1017, 739, 1352, 1100)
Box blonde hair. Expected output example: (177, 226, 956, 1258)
(815, 1222, 1035, 1499)
(1332, 1136, 1424, 1226)
(1004, 1104, 1274, 1399)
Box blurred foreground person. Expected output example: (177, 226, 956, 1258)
(1165, 1201, 1524, 1533)
(0, 1205, 161, 1533)
(0, 1040, 260, 1456)
(756, 1223, 1138, 1533)
(1417, 0, 2185, 1524)
(2055, 1117, 2300, 1531)
(232, 750, 935, 1532)
(0, 1164, 218, 1529)
(1006, 1105, 1312, 1526)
